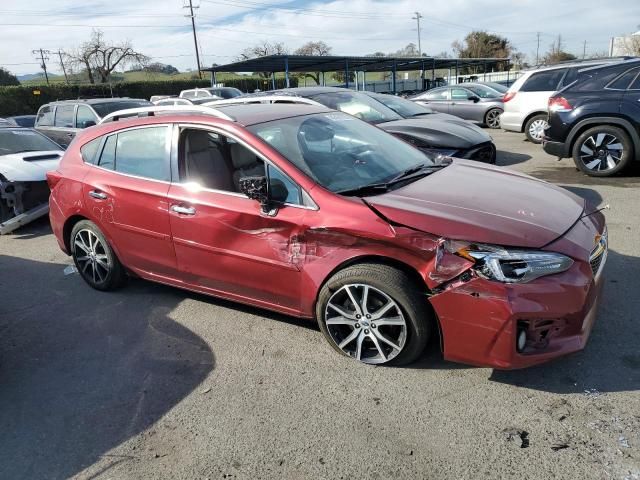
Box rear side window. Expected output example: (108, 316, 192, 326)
(54, 105, 75, 127)
(80, 138, 102, 164)
(115, 127, 170, 181)
(607, 67, 640, 90)
(36, 106, 54, 126)
(182, 91, 196, 98)
(98, 135, 116, 170)
(424, 88, 448, 100)
(520, 69, 567, 92)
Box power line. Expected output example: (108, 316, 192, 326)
(57, 50, 69, 84)
(32, 49, 51, 85)
(184, 0, 202, 79)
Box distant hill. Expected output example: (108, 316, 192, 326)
(17, 72, 62, 82)
(17, 70, 245, 86)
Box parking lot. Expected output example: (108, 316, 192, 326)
(1, 129, 639, 480)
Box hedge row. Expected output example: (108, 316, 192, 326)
(0, 77, 297, 116)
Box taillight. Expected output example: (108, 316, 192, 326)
(502, 91, 516, 103)
(548, 96, 573, 112)
(46, 171, 62, 190)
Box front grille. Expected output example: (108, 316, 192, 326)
(589, 227, 608, 277)
(463, 142, 496, 164)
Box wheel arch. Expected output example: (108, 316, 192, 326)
(521, 111, 547, 132)
(63, 214, 89, 253)
(567, 116, 640, 160)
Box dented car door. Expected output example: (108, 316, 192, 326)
(167, 185, 306, 311)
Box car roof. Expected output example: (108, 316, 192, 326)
(266, 86, 354, 97)
(214, 103, 331, 125)
(521, 57, 634, 74)
(44, 98, 148, 106)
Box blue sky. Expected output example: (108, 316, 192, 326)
(1, 0, 638, 75)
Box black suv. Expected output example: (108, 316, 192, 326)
(35, 98, 151, 148)
(543, 59, 640, 176)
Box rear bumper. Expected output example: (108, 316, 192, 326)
(430, 264, 603, 369)
(499, 111, 523, 132)
(542, 137, 570, 158)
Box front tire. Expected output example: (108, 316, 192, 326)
(70, 220, 126, 291)
(524, 114, 548, 143)
(484, 108, 502, 129)
(572, 125, 633, 177)
(315, 263, 430, 366)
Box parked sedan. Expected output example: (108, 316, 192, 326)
(411, 85, 504, 128)
(5, 115, 37, 128)
(247, 87, 496, 163)
(48, 103, 606, 368)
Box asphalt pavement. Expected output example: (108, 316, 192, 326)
(1, 129, 639, 480)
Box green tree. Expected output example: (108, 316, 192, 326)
(293, 41, 332, 85)
(543, 35, 577, 64)
(237, 41, 289, 79)
(0, 67, 20, 86)
(452, 31, 513, 71)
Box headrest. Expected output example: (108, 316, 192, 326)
(230, 143, 257, 168)
(299, 118, 335, 142)
(186, 131, 211, 153)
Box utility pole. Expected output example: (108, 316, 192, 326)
(412, 12, 423, 56)
(57, 50, 69, 84)
(184, 0, 202, 79)
(536, 32, 541, 65)
(583, 40, 587, 59)
(32, 49, 51, 85)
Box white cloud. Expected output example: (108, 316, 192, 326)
(0, 0, 638, 75)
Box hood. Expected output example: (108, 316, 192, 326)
(366, 160, 585, 248)
(379, 115, 491, 149)
(0, 151, 63, 182)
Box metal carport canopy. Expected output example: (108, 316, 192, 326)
(203, 54, 509, 74)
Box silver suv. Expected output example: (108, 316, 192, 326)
(34, 98, 151, 148)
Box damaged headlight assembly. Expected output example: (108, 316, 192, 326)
(445, 240, 574, 283)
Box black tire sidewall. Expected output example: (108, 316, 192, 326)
(572, 125, 633, 177)
(70, 220, 123, 291)
(315, 263, 430, 366)
(525, 114, 547, 143)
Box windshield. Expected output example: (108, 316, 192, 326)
(209, 88, 243, 99)
(91, 100, 152, 118)
(369, 93, 434, 118)
(247, 112, 434, 194)
(311, 91, 402, 124)
(0, 129, 60, 155)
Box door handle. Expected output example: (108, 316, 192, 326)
(88, 190, 107, 200)
(66, 133, 74, 138)
(170, 204, 196, 215)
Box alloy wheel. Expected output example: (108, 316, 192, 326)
(324, 284, 407, 364)
(528, 119, 548, 141)
(486, 109, 501, 128)
(578, 133, 624, 172)
(74, 229, 111, 284)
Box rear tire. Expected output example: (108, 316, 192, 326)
(315, 263, 430, 366)
(524, 114, 548, 143)
(572, 125, 633, 177)
(70, 220, 126, 291)
(484, 108, 502, 129)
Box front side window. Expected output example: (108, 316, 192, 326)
(521, 69, 567, 92)
(36, 106, 54, 126)
(76, 105, 98, 128)
(54, 105, 75, 128)
(248, 111, 435, 194)
(312, 92, 402, 124)
(451, 88, 472, 100)
(115, 127, 170, 181)
(465, 85, 499, 98)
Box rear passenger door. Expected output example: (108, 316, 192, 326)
(620, 68, 640, 132)
(82, 125, 178, 277)
(418, 88, 449, 113)
(51, 104, 78, 148)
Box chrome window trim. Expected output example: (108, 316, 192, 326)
(174, 123, 319, 211)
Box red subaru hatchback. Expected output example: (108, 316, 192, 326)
(47, 104, 607, 368)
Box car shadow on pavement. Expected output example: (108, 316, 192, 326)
(525, 162, 640, 187)
(495, 150, 532, 167)
(490, 248, 640, 394)
(0, 255, 215, 480)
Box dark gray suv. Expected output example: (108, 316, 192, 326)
(35, 98, 151, 148)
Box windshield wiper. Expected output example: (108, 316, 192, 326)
(336, 182, 390, 197)
(337, 163, 448, 197)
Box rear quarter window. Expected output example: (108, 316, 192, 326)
(520, 69, 567, 92)
(80, 138, 102, 164)
(573, 64, 636, 92)
(36, 106, 54, 126)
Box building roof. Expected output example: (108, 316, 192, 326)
(204, 55, 509, 74)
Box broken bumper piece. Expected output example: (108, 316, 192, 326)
(0, 180, 50, 234)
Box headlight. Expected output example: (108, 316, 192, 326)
(446, 240, 573, 283)
(420, 147, 458, 161)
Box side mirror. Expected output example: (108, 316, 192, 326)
(469, 95, 480, 103)
(81, 120, 96, 128)
(239, 176, 268, 205)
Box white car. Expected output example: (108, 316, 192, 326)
(0, 127, 63, 233)
(179, 87, 243, 100)
(500, 59, 617, 143)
